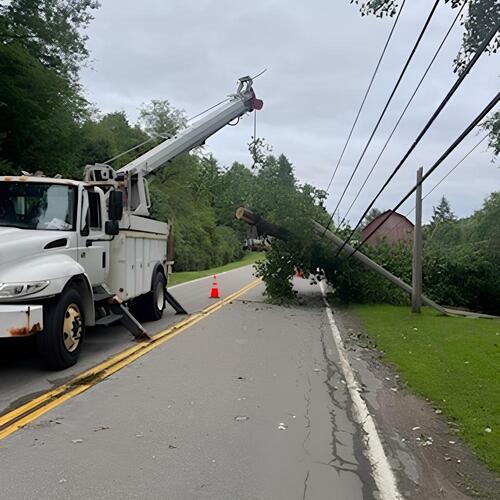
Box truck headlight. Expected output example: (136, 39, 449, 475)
(0, 281, 50, 298)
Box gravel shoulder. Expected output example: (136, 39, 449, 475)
(332, 303, 500, 499)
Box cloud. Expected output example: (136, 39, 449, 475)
(80, 0, 500, 223)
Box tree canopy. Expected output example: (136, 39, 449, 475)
(350, 0, 500, 160)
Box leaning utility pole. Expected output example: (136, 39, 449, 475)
(412, 167, 423, 313)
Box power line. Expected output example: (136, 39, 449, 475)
(335, 19, 500, 256)
(385, 134, 488, 234)
(349, 92, 499, 257)
(324, 0, 440, 232)
(406, 134, 488, 217)
(107, 81, 261, 165)
(187, 97, 231, 122)
(338, 2, 465, 228)
(324, 0, 406, 194)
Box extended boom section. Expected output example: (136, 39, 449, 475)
(84, 76, 263, 217)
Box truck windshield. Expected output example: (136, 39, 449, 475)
(0, 181, 76, 231)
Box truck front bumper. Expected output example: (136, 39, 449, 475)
(0, 305, 44, 338)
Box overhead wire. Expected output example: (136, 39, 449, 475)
(324, 0, 441, 233)
(106, 73, 266, 165)
(348, 92, 500, 257)
(405, 134, 488, 218)
(324, 0, 406, 194)
(338, 1, 465, 228)
(387, 133, 488, 234)
(334, 18, 500, 256)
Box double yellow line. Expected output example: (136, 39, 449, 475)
(0, 278, 261, 441)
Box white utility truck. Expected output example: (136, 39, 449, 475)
(0, 76, 263, 369)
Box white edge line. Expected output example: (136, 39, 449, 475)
(319, 282, 402, 500)
(169, 264, 256, 289)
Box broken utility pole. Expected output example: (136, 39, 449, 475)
(235, 207, 290, 240)
(235, 207, 446, 315)
(235, 207, 500, 319)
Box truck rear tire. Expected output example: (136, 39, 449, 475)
(36, 287, 85, 370)
(135, 271, 166, 322)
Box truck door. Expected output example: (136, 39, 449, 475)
(78, 188, 110, 286)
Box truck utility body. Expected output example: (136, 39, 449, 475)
(0, 76, 262, 369)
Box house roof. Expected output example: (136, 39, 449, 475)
(362, 210, 414, 234)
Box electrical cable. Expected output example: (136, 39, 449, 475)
(106, 137, 155, 164)
(334, 18, 500, 255)
(107, 72, 266, 165)
(406, 133, 487, 218)
(324, 0, 406, 194)
(385, 133, 488, 236)
(338, 2, 465, 228)
(348, 92, 499, 257)
(325, 0, 440, 232)
(186, 97, 231, 122)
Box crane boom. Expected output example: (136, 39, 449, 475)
(84, 76, 263, 217)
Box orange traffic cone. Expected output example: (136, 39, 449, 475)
(210, 274, 220, 299)
(295, 267, 303, 278)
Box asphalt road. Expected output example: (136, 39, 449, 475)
(0, 267, 381, 499)
(0, 266, 256, 416)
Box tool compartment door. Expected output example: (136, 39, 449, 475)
(108, 231, 167, 302)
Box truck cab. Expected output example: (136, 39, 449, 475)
(0, 176, 156, 369)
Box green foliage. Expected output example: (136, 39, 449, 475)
(429, 195, 456, 230)
(0, 0, 99, 176)
(352, 0, 500, 160)
(0, 42, 86, 176)
(422, 244, 500, 313)
(0, 0, 100, 79)
(328, 242, 411, 305)
(350, 0, 500, 76)
(482, 110, 500, 158)
(79, 111, 149, 169)
(355, 305, 500, 473)
(254, 242, 298, 304)
(138, 99, 186, 136)
(148, 153, 246, 272)
(327, 200, 500, 314)
(169, 252, 264, 286)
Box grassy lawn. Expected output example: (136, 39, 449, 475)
(354, 305, 500, 473)
(168, 252, 264, 286)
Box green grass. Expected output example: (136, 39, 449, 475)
(168, 252, 264, 286)
(354, 305, 500, 472)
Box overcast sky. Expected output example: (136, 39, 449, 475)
(80, 0, 499, 224)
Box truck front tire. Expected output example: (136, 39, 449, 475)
(37, 287, 85, 370)
(135, 271, 166, 322)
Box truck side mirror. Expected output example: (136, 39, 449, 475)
(105, 220, 120, 236)
(108, 190, 123, 221)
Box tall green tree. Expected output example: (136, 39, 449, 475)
(138, 100, 187, 137)
(0, 0, 100, 79)
(0, 43, 86, 176)
(430, 196, 456, 226)
(0, 0, 99, 175)
(79, 111, 149, 169)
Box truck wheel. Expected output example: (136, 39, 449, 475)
(36, 287, 85, 370)
(135, 271, 166, 321)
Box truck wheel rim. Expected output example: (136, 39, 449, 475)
(63, 303, 83, 353)
(156, 284, 165, 311)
